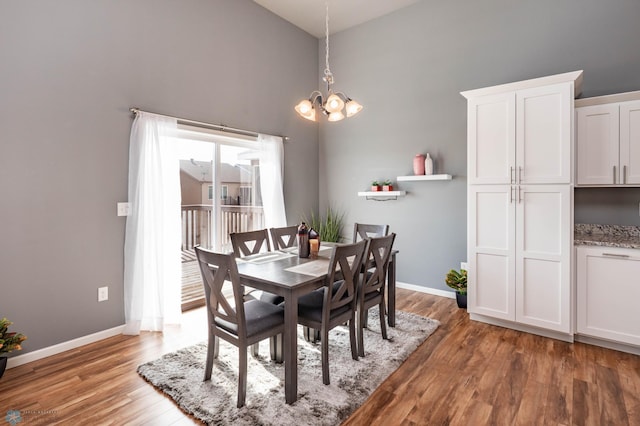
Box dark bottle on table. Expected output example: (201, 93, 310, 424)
(298, 222, 310, 258)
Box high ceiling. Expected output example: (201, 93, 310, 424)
(254, 0, 421, 38)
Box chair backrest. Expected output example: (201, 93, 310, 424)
(324, 239, 368, 316)
(230, 229, 271, 257)
(195, 246, 247, 338)
(353, 223, 390, 243)
(361, 233, 396, 298)
(270, 225, 298, 250)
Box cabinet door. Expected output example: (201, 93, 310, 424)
(576, 104, 620, 185)
(620, 100, 640, 185)
(468, 185, 516, 320)
(516, 83, 573, 184)
(576, 246, 640, 346)
(468, 93, 516, 185)
(515, 185, 572, 333)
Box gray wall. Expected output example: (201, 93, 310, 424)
(319, 0, 640, 291)
(0, 0, 319, 354)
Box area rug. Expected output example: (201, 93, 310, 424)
(137, 309, 439, 425)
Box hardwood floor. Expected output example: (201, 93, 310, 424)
(1, 289, 638, 425)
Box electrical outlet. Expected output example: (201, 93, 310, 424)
(460, 262, 469, 271)
(117, 202, 131, 217)
(98, 286, 109, 302)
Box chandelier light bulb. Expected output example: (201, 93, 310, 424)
(295, 99, 313, 114)
(328, 111, 345, 122)
(345, 100, 363, 117)
(325, 93, 345, 113)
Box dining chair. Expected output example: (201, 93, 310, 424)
(269, 225, 299, 250)
(230, 228, 282, 301)
(195, 246, 285, 408)
(357, 233, 396, 357)
(296, 239, 368, 385)
(230, 229, 272, 257)
(352, 223, 390, 243)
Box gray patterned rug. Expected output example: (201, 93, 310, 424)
(137, 309, 439, 425)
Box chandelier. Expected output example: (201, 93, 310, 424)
(294, 1, 363, 122)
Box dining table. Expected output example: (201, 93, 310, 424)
(235, 244, 398, 404)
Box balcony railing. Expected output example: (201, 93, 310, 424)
(181, 204, 265, 252)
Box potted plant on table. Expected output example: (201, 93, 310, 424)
(0, 317, 27, 379)
(445, 268, 468, 309)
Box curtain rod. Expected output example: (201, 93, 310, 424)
(129, 108, 289, 141)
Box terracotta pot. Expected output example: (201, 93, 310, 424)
(371, 185, 382, 192)
(382, 185, 393, 191)
(413, 154, 425, 175)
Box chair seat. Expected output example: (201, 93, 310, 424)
(215, 299, 284, 338)
(259, 291, 285, 305)
(298, 282, 350, 323)
(363, 290, 382, 303)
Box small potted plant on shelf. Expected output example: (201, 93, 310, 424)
(445, 268, 467, 309)
(0, 317, 27, 379)
(382, 180, 394, 191)
(371, 180, 382, 192)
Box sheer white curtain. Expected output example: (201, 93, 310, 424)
(123, 112, 182, 335)
(258, 133, 287, 229)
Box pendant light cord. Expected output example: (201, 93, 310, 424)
(323, 0, 334, 89)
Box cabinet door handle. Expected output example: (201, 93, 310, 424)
(510, 186, 514, 203)
(602, 253, 630, 258)
(518, 166, 523, 184)
(518, 187, 523, 204)
(510, 167, 515, 184)
(613, 165, 617, 184)
(623, 165, 627, 184)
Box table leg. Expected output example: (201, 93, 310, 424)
(284, 293, 298, 404)
(388, 252, 396, 327)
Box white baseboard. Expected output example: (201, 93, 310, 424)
(7, 324, 126, 369)
(396, 281, 455, 299)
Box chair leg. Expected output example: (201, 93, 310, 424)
(204, 333, 218, 381)
(237, 347, 248, 408)
(379, 302, 388, 340)
(251, 343, 259, 357)
(357, 308, 366, 358)
(348, 316, 359, 361)
(303, 326, 320, 343)
(363, 309, 369, 328)
(270, 334, 283, 363)
(321, 327, 330, 385)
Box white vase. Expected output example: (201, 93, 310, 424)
(424, 153, 433, 175)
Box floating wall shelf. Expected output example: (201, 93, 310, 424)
(357, 190, 406, 201)
(396, 174, 452, 181)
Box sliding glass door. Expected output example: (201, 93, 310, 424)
(174, 127, 265, 254)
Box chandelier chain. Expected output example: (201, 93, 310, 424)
(324, 0, 333, 87)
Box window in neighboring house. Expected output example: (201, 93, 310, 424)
(208, 185, 213, 200)
(221, 185, 228, 202)
(239, 186, 251, 205)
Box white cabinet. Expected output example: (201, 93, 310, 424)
(467, 83, 573, 185)
(576, 246, 640, 346)
(468, 185, 572, 332)
(576, 95, 640, 185)
(462, 71, 581, 336)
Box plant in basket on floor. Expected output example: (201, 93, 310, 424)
(445, 268, 467, 309)
(0, 317, 27, 379)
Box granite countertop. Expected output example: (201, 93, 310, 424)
(574, 224, 640, 249)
